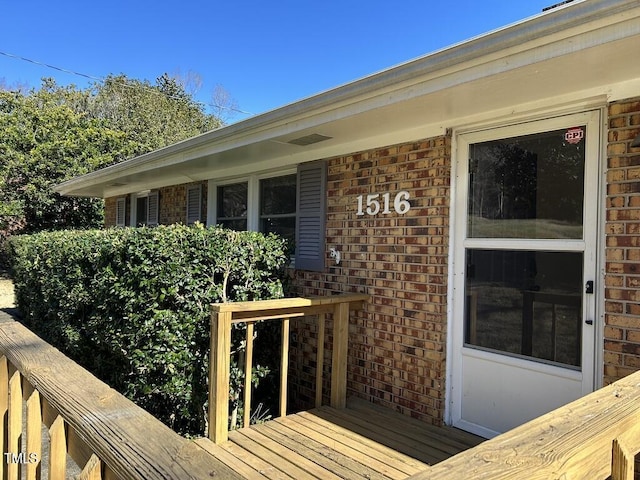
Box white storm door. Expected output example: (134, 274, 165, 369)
(450, 111, 601, 439)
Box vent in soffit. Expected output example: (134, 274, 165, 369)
(287, 133, 332, 146)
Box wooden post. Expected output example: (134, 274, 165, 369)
(280, 318, 290, 417)
(0, 356, 8, 480)
(7, 370, 22, 480)
(25, 390, 42, 480)
(315, 313, 326, 408)
(612, 437, 633, 480)
(611, 422, 640, 480)
(330, 302, 349, 408)
(77, 454, 102, 480)
(209, 309, 232, 444)
(242, 322, 254, 428)
(49, 416, 67, 480)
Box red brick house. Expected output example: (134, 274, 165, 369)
(56, 0, 640, 439)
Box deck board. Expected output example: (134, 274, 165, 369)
(196, 399, 484, 480)
(311, 406, 451, 465)
(195, 438, 269, 480)
(236, 427, 344, 480)
(283, 413, 412, 479)
(220, 438, 294, 480)
(255, 420, 389, 480)
(290, 411, 423, 476)
(347, 398, 482, 449)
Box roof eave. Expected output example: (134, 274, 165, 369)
(54, 0, 640, 198)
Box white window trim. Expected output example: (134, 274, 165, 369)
(207, 169, 297, 230)
(129, 193, 138, 227)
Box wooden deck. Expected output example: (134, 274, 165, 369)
(195, 398, 484, 480)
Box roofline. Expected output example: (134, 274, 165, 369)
(55, 0, 637, 196)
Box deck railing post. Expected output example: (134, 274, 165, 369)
(315, 313, 326, 408)
(0, 356, 7, 480)
(280, 318, 290, 417)
(209, 309, 232, 444)
(25, 390, 42, 480)
(8, 370, 22, 480)
(49, 416, 67, 480)
(330, 301, 349, 408)
(611, 421, 640, 480)
(242, 322, 255, 428)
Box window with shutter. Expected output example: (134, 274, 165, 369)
(186, 185, 202, 225)
(115, 198, 126, 227)
(295, 160, 326, 271)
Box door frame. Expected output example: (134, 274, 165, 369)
(445, 109, 606, 436)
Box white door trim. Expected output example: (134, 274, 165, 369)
(446, 109, 604, 436)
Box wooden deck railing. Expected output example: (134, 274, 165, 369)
(208, 294, 368, 444)
(11, 294, 640, 479)
(408, 368, 640, 479)
(0, 318, 240, 480)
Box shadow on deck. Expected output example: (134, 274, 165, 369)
(196, 398, 484, 480)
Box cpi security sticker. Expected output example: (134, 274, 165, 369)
(564, 127, 584, 144)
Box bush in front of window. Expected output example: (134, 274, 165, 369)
(9, 224, 290, 436)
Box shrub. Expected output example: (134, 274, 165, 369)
(9, 224, 290, 435)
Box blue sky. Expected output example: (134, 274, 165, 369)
(1, 1, 556, 122)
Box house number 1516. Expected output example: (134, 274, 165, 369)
(356, 191, 411, 216)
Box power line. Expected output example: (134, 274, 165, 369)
(0, 49, 254, 116)
(0, 50, 102, 81)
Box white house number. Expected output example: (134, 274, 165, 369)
(356, 191, 411, 216)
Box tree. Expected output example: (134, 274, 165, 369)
(0, 75, 223, 236)
(89, 74, 222, 157)
(0, 83, 133, 233)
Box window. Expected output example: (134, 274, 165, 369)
(131, 191, 158, 226)
(259, 174, 297, 245)
(216, 182, 248, 230)
(211, 162, 326, 271)
(186, 184, 202, 225)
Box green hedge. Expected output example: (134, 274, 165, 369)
(9, 225, 290, 435)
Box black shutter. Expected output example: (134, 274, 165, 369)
(147, 191, 159, 226)
(186, 185, 202, 225)
(295, 160, 326, 271)
(115, 198, 126, 227)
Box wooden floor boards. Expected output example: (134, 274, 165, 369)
(196, 398, 484, 480)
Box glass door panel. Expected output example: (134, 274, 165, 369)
(468, 128, 586, 239)
(465, 249, 583, 368)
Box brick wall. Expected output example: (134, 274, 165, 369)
(292, 135, 451, 425)
(604, 97, 640, 384)
(158, 181, 208, 225)
(159, 184, 187, 225)
(104, 197, 117, 227)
